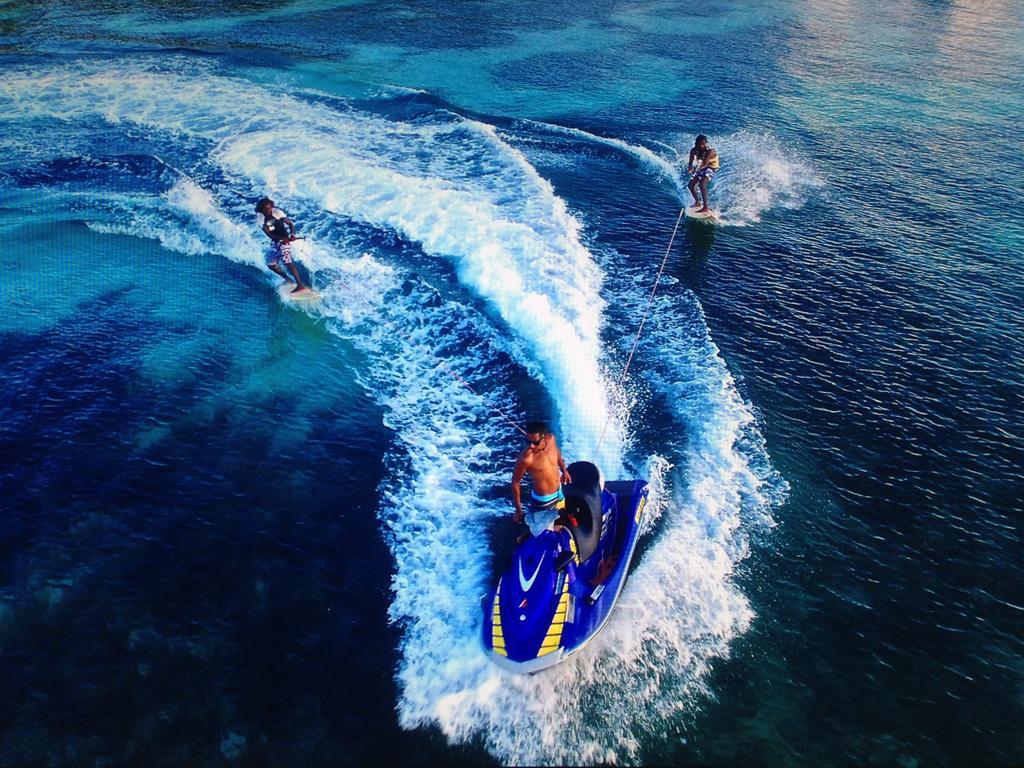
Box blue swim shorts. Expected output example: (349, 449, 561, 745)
(526, 487, 566, 536)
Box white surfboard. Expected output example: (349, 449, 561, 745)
(685, 206, 721, 223)
(277, 283, 321, 302)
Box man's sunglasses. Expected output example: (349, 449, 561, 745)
(526, 437, 543, 446)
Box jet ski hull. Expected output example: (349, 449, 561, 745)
(483, 463, 649, 673)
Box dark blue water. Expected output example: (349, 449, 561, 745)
(1, 1, 1022, 765)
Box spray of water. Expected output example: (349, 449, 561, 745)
(0, 59, 788, 763)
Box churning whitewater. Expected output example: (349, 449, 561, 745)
(7, 1, 1024, 765)
(0, 56, 787, 763)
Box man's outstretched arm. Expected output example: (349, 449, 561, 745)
(511, 458, 527, 524)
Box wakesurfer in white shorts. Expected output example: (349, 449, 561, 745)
(256, 196, 309, 294)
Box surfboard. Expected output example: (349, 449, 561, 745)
(685, 206, 721, 223)
(277, 283, 321, 302)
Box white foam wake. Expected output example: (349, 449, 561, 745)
(703, 130, 826, 225)
(1, 58, 787, 764)
(0, 59, 624, 464)
(513, 118, 688, 196)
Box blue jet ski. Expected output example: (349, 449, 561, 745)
(483, 461, 649, 673)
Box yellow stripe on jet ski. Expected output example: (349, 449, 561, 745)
(537, 577, 570, 657)
(635, 493, 647, 524)
(492, 581, 507, 656)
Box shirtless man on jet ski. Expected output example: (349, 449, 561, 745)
(511, 420, 573, 536)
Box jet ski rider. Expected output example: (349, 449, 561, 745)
(511, 420, 573, 537)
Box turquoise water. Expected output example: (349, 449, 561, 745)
(1, 1, 1022, 765)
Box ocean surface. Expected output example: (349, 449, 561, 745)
(1, 1, 1022, 765)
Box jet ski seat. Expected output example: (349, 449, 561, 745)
(562, 461, 603, 563)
